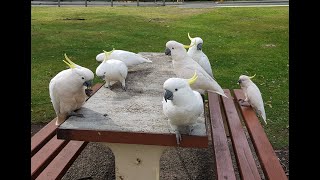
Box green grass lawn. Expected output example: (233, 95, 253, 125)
(31, 6, 288, 148)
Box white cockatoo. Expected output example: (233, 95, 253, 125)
(49, 54, 94, 125)
(96, 50, 128, 90)
(96, 48, 152, 67)
(162, 72, 204, 145)
(165, 40, 227, 98)
(238, 74, 267, 124)
(187, 33, 214, 78)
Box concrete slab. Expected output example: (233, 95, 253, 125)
(59, 52, 206, 138)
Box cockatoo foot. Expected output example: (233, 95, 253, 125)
(175, 131, 182, 145)
(122, 85, 127, 91)
(188, 126, 194, 134)
(238, 99, 250, 107)
(85, 88, 93, 97)
(104, 84, 112, 89)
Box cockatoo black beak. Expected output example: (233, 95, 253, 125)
(165, 48, 171, 56)
(197, 43, 203, 50)
(83, 80, 92, 88)
(237, 79, 242, 84)
(164, 89, 173, 102)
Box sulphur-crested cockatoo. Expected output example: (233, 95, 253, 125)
(238, 74, 267, 124)
(96, 48, 152, 67)
(165, 40, 227, 98)
(162, 72, 203, 145)
(96, 50, 128, 90)
(187, 33, 214, 78)
(49, 54, 94, 125)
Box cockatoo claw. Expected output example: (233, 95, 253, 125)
(175, 131, 182, 145)
(239, 99, 250, 107)
(85, 89, 93, 97)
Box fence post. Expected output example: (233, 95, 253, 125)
(85, 0, 87, 7)
(58, 0, 60, 7)
(137, 0, 139, 6)
(162, 0, 165, 6)
(111, 0, 113, 7)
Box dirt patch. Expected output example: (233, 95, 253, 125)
(275, 147, 289, 177)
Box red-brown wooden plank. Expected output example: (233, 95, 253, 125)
(31, 83, 103, 157)
(31, 118, 57, 157)
(222, 90, 261, 180)
(31, 136, 68, 179)
(208, 92, 236, 180)
(233, 89, 287, 180)
(36, 141, 88, 180)
(58, 129, 208, 148)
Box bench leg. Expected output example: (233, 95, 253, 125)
(102, 143, 167, 180)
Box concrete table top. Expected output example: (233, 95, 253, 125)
(57, 52, 208, 148)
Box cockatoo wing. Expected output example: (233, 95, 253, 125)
(119, 63, 128, 79)
(109, 50, 152, 67)
(175, 62, 226, 97)
(247, 85, 267, 124)
(198, 54, 214, 78)
(49, 79, 60, 116)
(193, 90, 204, 115)
(96, 52, 105, 62)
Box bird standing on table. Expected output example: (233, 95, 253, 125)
(96, 50, 128, 90)
(162, 72, 204, 145)
(187, 33, 214, 78)
(165, 40, 227, 98)
(96, 48, 152, 67)
(49, 54, 94, 125)
(238, 74, 267, 124)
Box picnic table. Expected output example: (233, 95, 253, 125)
(50, 52, 287, 180)
(56, 53, 208, 180)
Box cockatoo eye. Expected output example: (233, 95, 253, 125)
(104, 72, 106, 75)
(175, 88, 178, 91)
(172, 47, 174, 50)
(81, 77, 85, 80)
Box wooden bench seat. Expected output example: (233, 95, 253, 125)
(31, 83, 103, 180)
(208, 89, 287, 180)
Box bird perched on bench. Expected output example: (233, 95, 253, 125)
(165, 40, 227, 98)
(238, 74, 267, 124)
(187, 33, 214, 78)
(96, 48, 152, 67)
(96, 50, 128, 90)
(49, 54, 94, 125)
(162, 71, 203, 145)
